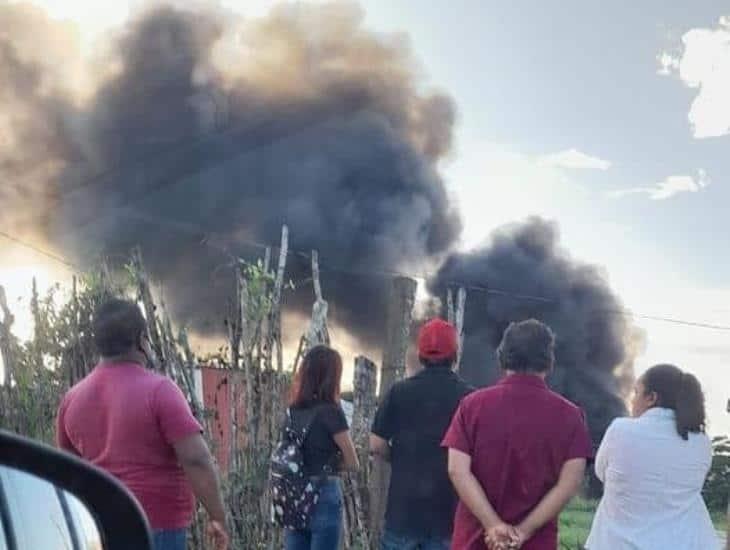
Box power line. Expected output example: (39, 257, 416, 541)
(12, 100, 365, 243)
(625, 314, 730, 331)
(2, 224, 729, 332)
(0, 231, 78, 270)
(122, 215, 730, 331)
(3, 60, 724, 330)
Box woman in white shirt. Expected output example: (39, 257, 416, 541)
(586, 364, 720, 550)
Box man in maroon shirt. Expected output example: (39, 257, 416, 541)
(443, 319, 592, 550)
(56, 299, 228, 550)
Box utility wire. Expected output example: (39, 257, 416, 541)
(3, 63, 724, 330)
(0, 231, 78, 271)
(6, 222, 728, 331)
(12, 100, 363, 242)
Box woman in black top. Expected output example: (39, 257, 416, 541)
(285, 345, 359, 550)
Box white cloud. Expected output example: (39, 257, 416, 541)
(659, 16, 730, 138)
(609, 170, 709, 201)
(657, 52, 680, 76)
(537, 148, 611, 170)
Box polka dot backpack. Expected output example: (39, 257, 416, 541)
(270, 407, 322, 530)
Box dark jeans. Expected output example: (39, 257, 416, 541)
(380, 529, 450, 550)
(285, 478, 343, 550)
(152, 529, 186, 550)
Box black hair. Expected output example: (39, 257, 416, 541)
(92, 298, 147, 357)
(497, 319, 555, 373)
(419, 357, 455, 369)
(641, 364, 705, 440)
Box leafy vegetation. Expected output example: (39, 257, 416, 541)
(2, 254, 729, 550)
(705, 436, 730, 515)
(559, 491, 728, 550)
(559, 497, 595, 549)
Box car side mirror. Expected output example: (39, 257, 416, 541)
(0, 430, 152, 550)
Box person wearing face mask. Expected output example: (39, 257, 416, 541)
(56, 298, 228, 550)
(586, 364, 720, 550)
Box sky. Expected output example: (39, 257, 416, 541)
(2, 0, 730, 433)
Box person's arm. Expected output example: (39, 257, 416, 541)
(334, 430, 360, 470)
(447, 449, 504, 531)
(515, 458, 586, 543)
(514, 409, 592, 545)
(594, 422, 615, 483)
(442, 399, 516, 546)
(369, 434, 390, 462)
(155, 379, 228, 549)
(55, 397, 79, 455)
(173, 435, 229, 550)
(370, 387, 396, 462)
(174, 434, 227, 521)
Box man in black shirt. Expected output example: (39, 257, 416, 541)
(370, 318, 472, 550)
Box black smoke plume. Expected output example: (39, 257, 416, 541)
(1, 2, 460, 343)
(431, 218, 642, 440)
(1, 3, 641, 436)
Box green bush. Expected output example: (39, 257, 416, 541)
(559, 497, 595, 549)
(704, 436, 730, 515)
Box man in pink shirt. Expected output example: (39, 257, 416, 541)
(56, 299, 228, 550)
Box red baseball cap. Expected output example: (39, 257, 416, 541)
(418, 318, 458, 361)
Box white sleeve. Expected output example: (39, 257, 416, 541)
(594, 421, 618, 483)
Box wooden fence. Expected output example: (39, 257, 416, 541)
(0, 224, 452, 549)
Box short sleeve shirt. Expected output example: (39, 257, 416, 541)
(372, 367, 472, 538)
(442, 374, 593, 550)
(291, 403, 349, 476)
(56, 362, 202, 529)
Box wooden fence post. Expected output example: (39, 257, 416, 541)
(454, 287, 467, 372)
(131, 247, 165, 373)
(369, 276, 417, 546)
(343, 356, 377, 548)
(304, 250, 330, 352)
(352, 356, 378, 458)
(447, 288, 455, 324)
(267, 225, 288, 373)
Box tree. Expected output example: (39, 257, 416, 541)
(703, 436, 730, 514)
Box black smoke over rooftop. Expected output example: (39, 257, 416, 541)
(431, 218, 642, 439)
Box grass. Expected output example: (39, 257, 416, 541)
(559, 497, 596, 549)
(558, 498, 728, 550)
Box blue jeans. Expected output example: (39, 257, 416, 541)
(285, 478, 343, 550)
(153, 529, 186, 550)
(380, 529, 450, 550)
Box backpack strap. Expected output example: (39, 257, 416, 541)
(287, 405, 333, 480)
(286, 406, 320, 443)
(300, 406, 320, 438)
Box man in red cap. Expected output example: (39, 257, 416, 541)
(371, 318, 472, 550)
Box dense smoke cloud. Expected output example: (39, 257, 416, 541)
(431, 217, 642, 439)
(1, 2, 641, 434)
(0, 3, 82, 234)
(1, 2, 460, 342)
